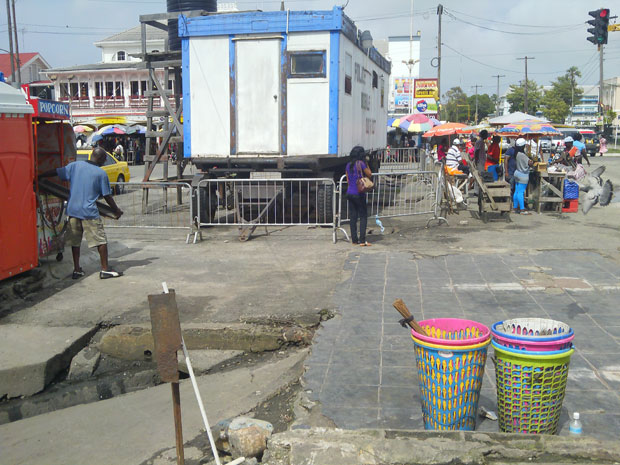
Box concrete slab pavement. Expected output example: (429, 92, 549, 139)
(0, 348, 307, 465)
(0, 325, 97, 398)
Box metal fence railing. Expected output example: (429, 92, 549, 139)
(335, 170, 446, 242)
(378, 147, 433, 172)
(104, 182, 193, 233)
(195, 178, 337, 242)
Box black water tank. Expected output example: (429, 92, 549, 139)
(167, 0, 217, 51)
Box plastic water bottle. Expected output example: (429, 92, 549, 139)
(569, 412, 582, 435)
(375, 215, 385, 233)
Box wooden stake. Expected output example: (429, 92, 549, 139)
(171, 382, 185, 465)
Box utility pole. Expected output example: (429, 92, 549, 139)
(10, 0, 21, 87)
(4, 0, 15, 86)
(437, 4, 443, 119)
(516, 56, 535, 114)
(599, 44, 604, 126)
(408, 0, 414, 114)
(492, 74, 505, 116)
(471, 84, 482, 123)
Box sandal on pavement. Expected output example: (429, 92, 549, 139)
(360, 242, 372, 247)
(72, 268, 85, 280)
(520, 210, 532, 215)
(100, 269, 123, 279)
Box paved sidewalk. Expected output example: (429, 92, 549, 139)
(303, 250, 620, 440)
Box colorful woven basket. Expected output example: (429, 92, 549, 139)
(493, 319, 573, 341)
(412, 318, 491, 346)
(412, 333, 491, 351)
(413, 337, 489, 431)
(492, 330, 574, 352)
(493, 342, 574, 434)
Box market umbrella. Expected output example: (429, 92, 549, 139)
(489, 111, 548, 125)
(495, 120, 561, 136)
(73, 125, 93, 133)
(387, 117, 396, 127)
(392, 113, 432, 129)
(126, 124, 146, 135)
(422, 122, 470, 138)
(97, 124, 127, 136)
(429, 117, 441, 126)
(402, 121, 432, 133)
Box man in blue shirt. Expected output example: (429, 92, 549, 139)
(572, 133, 590, 166)
(41, 148, 123, 279)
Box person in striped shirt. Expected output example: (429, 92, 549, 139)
(445, 138, 469, 175)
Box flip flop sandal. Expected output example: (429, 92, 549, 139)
(100, 269, 123, 279)
(360, 242, 372, 247)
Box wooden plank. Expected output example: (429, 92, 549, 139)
(482, 201, 511, 212)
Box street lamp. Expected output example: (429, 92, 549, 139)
(402, 58, 420, 114)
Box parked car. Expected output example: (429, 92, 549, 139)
(76, 149, 130, 193)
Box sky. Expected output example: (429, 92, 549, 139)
(1, 0, 619, 98)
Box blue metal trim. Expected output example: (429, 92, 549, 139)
(229, 35, 236, 156)
(180, 7, 343, 37)
(280, 35, 287, 155)
(182, 37, 191, 158)
(328, 31, 339, 155)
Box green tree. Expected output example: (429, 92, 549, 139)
(442, 87, 469, 122)
(553, 66, 583, 108)
(541, 91, 569, 123)
(506, 80, 543, 113)
(467, 93, 495, 123)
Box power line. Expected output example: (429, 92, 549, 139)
(446, 7, 583, 29)
(444, 9, 583, 36)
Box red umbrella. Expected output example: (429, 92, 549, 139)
(422, 122, 470, 138)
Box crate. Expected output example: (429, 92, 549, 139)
(563, 180, 579, 199)
(562, 198, 578, 213)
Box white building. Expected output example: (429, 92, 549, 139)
(376, 35, 421, 115)
(44, 23, 176, 126)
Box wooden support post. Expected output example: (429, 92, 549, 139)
(171, 382, 185, 465)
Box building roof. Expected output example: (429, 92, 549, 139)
(46, 61, 141, 73)
(0, 52, 45, 78)
(95, 22, 167, 46)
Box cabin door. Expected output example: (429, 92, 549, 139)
(236, 39, 281, 154)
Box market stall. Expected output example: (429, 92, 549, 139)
(495, 121, 564, 213)
(25, 85, 76, 262)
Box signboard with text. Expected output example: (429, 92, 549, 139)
(393, 77, 413, 110)
(414, 79, 438, 99)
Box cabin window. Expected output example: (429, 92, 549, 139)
(95, 81, 104, 97)
(69, 82, 79, 99)
(344, 53, 352, 95)
(60, 83, 69, 99)
(380, 77, 385, 108)
(115, 81, 123, 97)
(130, 81, 139, 97)
(140, 80, 147, 95)
(117, 51, 126, 61)
(79, 82, 89, 99)
(372, 71, 378, 88)
(287, 51, 326, 78)
(105, 82, 114, 97)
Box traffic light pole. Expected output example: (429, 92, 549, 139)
(599, 44, 604, 125)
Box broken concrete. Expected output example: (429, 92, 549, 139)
(0, 325, 97, 398)
(0, 349, 307, 465)
(263, 428, 620, 465)
(214, 416, 273, 458)
(67, 346, 101, 381)
(97, 323, 313, 361)
(178, 349, 243, 376)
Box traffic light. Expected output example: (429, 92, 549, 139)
(587, 8, 610, 45)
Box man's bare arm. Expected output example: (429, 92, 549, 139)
(103, 195, 123, 219)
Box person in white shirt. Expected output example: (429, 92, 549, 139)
(445, 138, 469, 175)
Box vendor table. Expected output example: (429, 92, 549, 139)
(528, 171, 566, 213)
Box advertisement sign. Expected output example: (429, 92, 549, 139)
(393, 77, 413, 110)
(414, 79, 438, 99)
(413, 98, 438, 115)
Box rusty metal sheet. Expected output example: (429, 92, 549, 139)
(149, 290, 183, 382)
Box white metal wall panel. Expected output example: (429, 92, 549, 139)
(236, 39, 280, 153)
(189, 37, 231, 157)
(287, 32, 330, 155)
(338, 35, 389, 156)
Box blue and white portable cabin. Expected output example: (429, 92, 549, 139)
(179, 6, 391, 175)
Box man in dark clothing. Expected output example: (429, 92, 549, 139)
(473, 129, 489, 172)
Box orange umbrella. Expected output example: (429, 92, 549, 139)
(422, 122, 470, 138)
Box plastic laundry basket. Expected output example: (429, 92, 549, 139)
(413, 337, 490, 431)
(492, 329, 574, 352)
(493, 342, 574, 434)
(494, 318, 572, 340)
(413, 318, 491, 346)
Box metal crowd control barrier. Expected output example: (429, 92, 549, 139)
(336, 170, 447, 242)
(193, 178, 337, 242)
(378, 147, 432, 172)
(105, 182, 193, 235)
